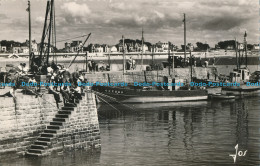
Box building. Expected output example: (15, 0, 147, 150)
(227, 45, 234, 50)
(1, 46, 7, 52)
(253, 44, 259, 50)
(238, 43, 244, 50)
(103, 44, 109, 53)
(94, 44, 103, 53)
(134, 43, 142, 52)
(65, 42, 71, 52)
(71, 41, 83, 53)
(25, 40, 38, 52)
(21, 46, 29, 54)
(37, 43, 53, 53)
(110, 46, 117, 52)
(9, 40, 38, 54)
(12, 46, 22, 53)
(117, 43, 127, 52)
(126, 43, 135, 52)
(155, 41, 166, 52)
(64, 40, 83, 53)
(142, 44, 149, 52)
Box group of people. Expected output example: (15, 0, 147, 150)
(47, 65, 86, 107)
(87, 60, 110, 72)
(25, 63, 86, 108)
(173, 56, 215, 68)
(173, 55, 198, 68)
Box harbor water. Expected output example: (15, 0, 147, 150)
(1, 95, 260, 165)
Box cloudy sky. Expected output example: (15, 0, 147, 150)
(0, 0, 258, 48)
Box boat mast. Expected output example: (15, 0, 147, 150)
(141, 27, 144, 70)
(244, 31, 247, 67)
(85, 51, 88, 72)
(170, 42, 175, 76)
(122, 35, 125, 74)
(190, 50, 192, 82)
(235, 38, 238, 70)
(53, 1, 57, 64)
(39, 1, 50, 62)
(108, 48, 111, 70)
(152, 45, 154, 65)
(205, 41, 208, 59)
(168, 41, 171, 75)
(47, 0, 54, 66)
(28, 0, 32, 68)
(183, 13, 186, 64)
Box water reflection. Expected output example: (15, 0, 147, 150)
(1, 98, 260, 165)
(98, 98, 260, 165)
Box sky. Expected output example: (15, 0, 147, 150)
(0, 0, 259, 49)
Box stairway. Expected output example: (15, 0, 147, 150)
(26, 93, 84, 157)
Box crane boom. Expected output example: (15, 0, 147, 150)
(68, 33, 91, 68)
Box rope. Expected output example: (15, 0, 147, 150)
(93, 90, 136, 112)
(56, 35, 91, 43)
(96, 96, 121, 115)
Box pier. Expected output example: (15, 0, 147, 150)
(0, 88, 100, 158)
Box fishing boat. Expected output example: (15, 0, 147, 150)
(222, 33, 260, 96)
(93, 85, 208, 104)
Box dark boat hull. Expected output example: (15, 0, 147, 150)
(93, 86, 208, 103)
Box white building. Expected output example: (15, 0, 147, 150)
(253, 44, 259, 50)
(142, 44, 149, 52)
(95, 44, 103, 53)
(1, 46, 7, 52)
(110, 46, 117, 52)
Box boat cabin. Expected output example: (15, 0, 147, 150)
(230, 68, 250, 83)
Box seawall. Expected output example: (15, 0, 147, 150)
(0, 89, 100, 158)
(84, 67, 217, 83)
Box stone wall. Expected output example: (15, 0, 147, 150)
(45, 92, 101, 155)
(0, 90, 100, 157)
(0, 93, 57, 158)
(84, 67, 217, 84)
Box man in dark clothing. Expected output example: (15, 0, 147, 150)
(91, 61, 96, 72)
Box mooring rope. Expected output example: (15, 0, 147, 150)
(93, 90, 136, 112)
(96, 95, 121, 115)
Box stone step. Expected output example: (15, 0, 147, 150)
(64, 103, 77, 107)
(50, 121, 64, 126)
(53, 118, 67, 122)
(56, 114, 69, 118)
(25, 152, 41, 157)
(31, 145, 47, 150)
(37, 137, 52, 142)
(44, 129, 57, 134)
(58, 111, 71, 115)
(28, 149, 43, 154)
(62, 107, 75, 110)
(34, 141, 50, 146)
(47, 125, 62, 130)
(41, 133, 54, 138)
(26, 92, 86, 157)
